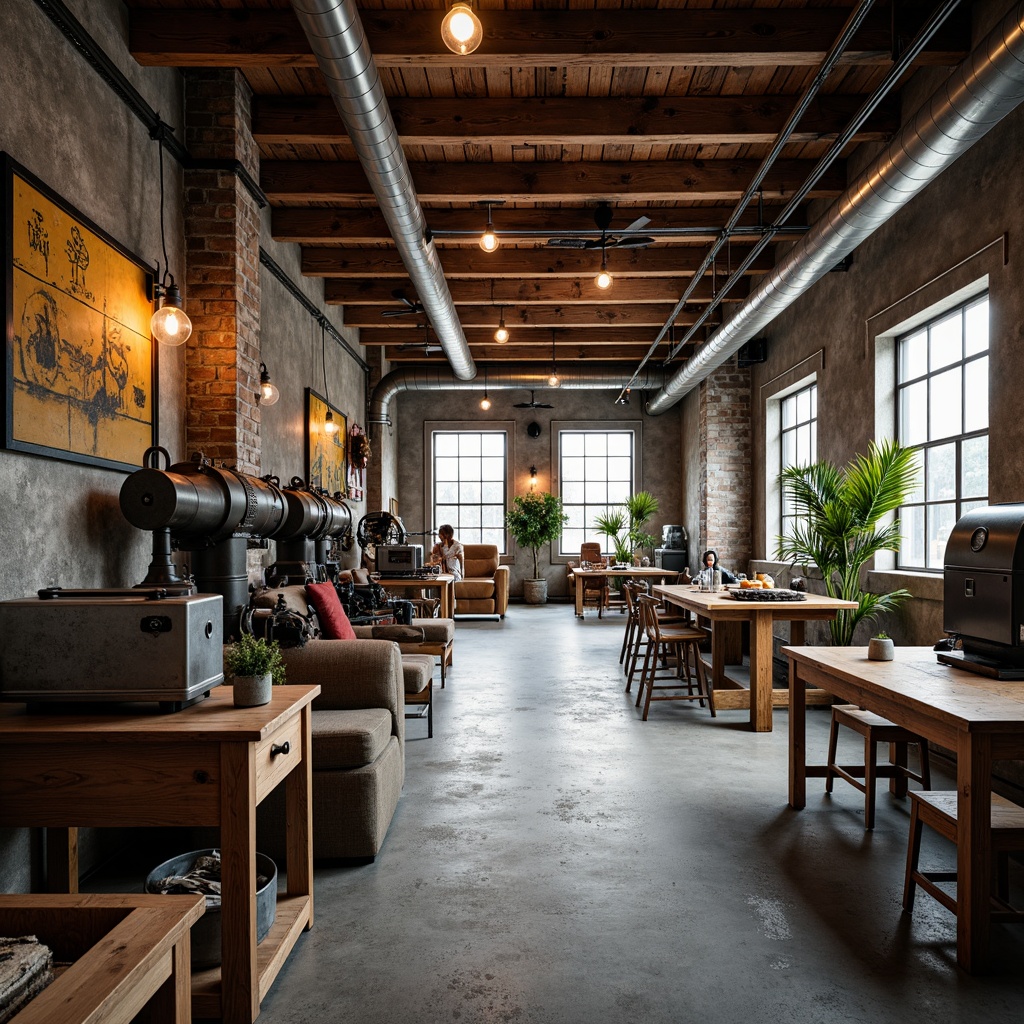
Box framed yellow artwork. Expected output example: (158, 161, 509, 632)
(306, 388, 347, 495)
(2, 154, 157, 471)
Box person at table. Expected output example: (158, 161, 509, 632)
(430, 524, 465, 582)
(700, 548, 739, 585)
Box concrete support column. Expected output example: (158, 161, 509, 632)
(182, 70, 262, 475)
(698, 365, 752, 571)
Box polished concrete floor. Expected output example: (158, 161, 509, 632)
(257, 605, 1024, 1023)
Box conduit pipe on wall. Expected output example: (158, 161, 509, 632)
(291, 0, 476, 380)
(369, 365, 668, 429)
(645, 0, 1024, 415)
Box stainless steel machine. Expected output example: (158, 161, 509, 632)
(654, 524, 689, 573)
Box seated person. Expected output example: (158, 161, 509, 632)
(430, 524, 465, 582)
(700, 548, 739, 585)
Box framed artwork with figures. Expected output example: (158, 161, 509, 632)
(306, 388, 347, 495)
(1, 154, 157, 472)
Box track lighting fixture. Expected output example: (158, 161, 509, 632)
(149, 124, 192, 346)
(257, 362, 280, 406)
(441, 1, 483, 55)
(494, 307, 509, 344)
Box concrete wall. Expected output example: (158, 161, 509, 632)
(393, 387, 683, 598)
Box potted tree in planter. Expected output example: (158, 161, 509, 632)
(506, 491, 568, 604)
(776, 438, 919, 646)
(224, 633, 286, 707)
(625, 490, 659, 564)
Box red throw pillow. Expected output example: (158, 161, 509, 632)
(305, 582, 356, 641)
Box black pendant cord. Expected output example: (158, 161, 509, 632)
(157, 134, 170, 289)
(322, 321, 331, 407)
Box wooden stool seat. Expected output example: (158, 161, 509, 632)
(826, 704, 931, 829)
(903, 790, 1024, 922)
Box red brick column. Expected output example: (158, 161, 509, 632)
(182, 70, 261, 475)
(698, 365, 752, 571)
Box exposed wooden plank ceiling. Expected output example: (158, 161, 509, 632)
(126, 0, 967, 370)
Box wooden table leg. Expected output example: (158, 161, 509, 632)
(789, 658, 807, 809)
(287, 704, 315, 929)
(749, 613, 775, 732)
(46, 826, 78, 893)
(957, 730, 992, 973)
(220, 742, 259, 1024)
(575, 578, 584, 617)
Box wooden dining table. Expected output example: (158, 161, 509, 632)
(652, 584, 858, 732)
(570, 566, 679, 617)
(785, 645, 1024, 973)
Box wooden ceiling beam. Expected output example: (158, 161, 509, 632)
(129, 8, 967, 69)
(253, 95, 896, 147)
(303, 246, 773, 278)
(384, 346, 689, 363)
(367, 326, 689, 347)
(325, 277, 749, 306)
(273, 207, 804, 247)
(347, 304, 711, 329)
(263, 159, 844, 203)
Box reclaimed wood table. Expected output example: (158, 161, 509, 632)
(571, 566, 680, 617)
(377, 572, 456, 619)
(785, 645, 1024, 973)
(0, 684, 319, 1024)
(0, 892, 204, 1024)
(652, 585, 857, 732)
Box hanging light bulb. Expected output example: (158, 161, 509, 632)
(479, 202, 499, 253)
(149, 124, 192, 346)
(548, 330, 560, 388)
(595, 249, 613, 290)
(480, 367, 492, 410)
(494, 307, 509, 343)
(257, 362, 280, 406)
(324, 409, 340, 436)
(441, 1, 483, 55)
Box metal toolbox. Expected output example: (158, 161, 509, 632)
(0, 591, 223, 708)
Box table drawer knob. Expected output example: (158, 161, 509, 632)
(271, 741, 291, 758)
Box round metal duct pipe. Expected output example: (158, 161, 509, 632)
(291, 0, 475, 380)
(646, 1, 1024, 415)
(369, 365, 668, 428)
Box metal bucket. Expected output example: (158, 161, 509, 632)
(145, 848, 277, 968)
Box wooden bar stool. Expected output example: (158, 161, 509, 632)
(622, 583, 687, 691)
(903, 790, 1024, 922)
(634, 595, 715, 720)
(825, 705, 931, 829)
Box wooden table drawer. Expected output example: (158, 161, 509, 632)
(255, 714, 302, 803)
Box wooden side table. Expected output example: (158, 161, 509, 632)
(0, 893, 204, 1024)
(0, 685, 319, 1024)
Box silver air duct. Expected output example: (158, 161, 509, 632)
(291, 0, 475, 380)
(647, 1, 1024, 415)
(369, 365, 668, 427)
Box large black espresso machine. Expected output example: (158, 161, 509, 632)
(940, 502, 1024, 678)
(655, 525, 689, 574)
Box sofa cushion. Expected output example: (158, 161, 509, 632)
(306, 582, 356, 640)
(409, 618, 455, 644)
(312, 708, 393, 769)
(457, 579, 496, 600)
(402, 654, 434, 694)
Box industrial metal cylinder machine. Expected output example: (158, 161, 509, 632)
(119, 448, 352, 638)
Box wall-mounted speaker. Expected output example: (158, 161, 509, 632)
(527, 422, 541, 438)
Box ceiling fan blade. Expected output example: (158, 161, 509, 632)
(607, 234, 656, 249)
(621, 215, 652, 233)
(381, 308, 421, 317)
(545, 237, 594, 249)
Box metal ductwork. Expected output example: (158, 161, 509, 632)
(369, 365, 668, 427)
(646, 1, 1024, 415)
(291, 0, 475, 380)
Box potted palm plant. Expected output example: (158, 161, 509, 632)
(224, 633, 286, 707)
(593, 508, 631, 565)
(625, 490, 659, 562)
(506, 491, 569, 604)
(776, 438, 919, 646)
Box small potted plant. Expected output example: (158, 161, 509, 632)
(224, 633, 286, 707)
(867, 631, 895, 662)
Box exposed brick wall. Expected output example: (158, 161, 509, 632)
(183, 70, 262, 475)
(698, 365, 752, 572)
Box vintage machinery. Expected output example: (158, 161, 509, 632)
(940, 503, 1024, 678)
(655, 524, 689, 573)
(119, 448, 352, 638)
(0, 588, 223, 709)
(376, 544, 424, 575)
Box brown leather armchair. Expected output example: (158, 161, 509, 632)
(455, 544, 509, 617)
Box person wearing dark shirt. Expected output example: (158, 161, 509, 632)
(701, 548, 738, 585)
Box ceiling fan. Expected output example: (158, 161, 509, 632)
(513, 390, 554, 409)
(545, 202, 655, 250)
(397, 324, 443, 354)
(381, 289, 425, 317)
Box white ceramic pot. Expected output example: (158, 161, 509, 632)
(523, 579, 548, 605)
(867, 637, 895, 662)
(232, 672, 273, 706)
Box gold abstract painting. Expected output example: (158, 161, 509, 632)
(306, 389, 347, 495)
(3, 157, 155, 471)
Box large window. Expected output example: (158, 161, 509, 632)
(780, 382, 818, 541)
(432, 431, 507, 550)
(559, 430, 634, 555)
(897, 294, 989, 570)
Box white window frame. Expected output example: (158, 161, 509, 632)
(778, 381, 818, 543)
